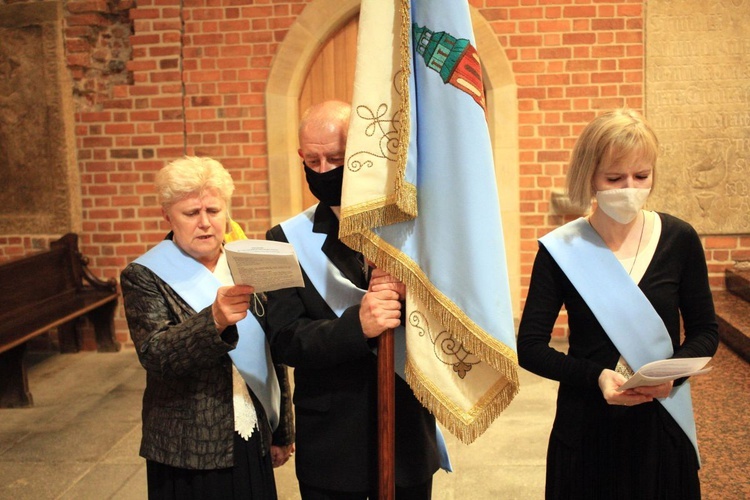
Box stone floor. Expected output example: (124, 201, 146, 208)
(0, 339, 746, 499)
(688, 342, 750, 500)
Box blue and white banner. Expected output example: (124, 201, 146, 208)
(340, 0, 519, 443)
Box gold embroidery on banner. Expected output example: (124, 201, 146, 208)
(347, 102, 401, 172)
(409, 310, 481, 379)
(351, 226, 519, 373)
(406, 355, 515, 443)
(339, 0, 416, 240)
(342, 232, 520, 443)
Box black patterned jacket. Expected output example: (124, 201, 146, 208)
(121, 261, 294, 470)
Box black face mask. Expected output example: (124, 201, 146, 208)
(304, 163, 344, 207)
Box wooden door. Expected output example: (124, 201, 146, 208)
(298, 15, 359, 209)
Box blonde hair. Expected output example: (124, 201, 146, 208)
(155, 156, 235, 210)
(566, 109, 659, 208)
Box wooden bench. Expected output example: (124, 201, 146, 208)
(0, 233, 120, 408)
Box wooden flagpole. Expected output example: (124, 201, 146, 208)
(377, 327, 396, 499)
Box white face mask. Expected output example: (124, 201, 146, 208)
(595, 188, 651, 224)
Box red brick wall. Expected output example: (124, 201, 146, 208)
(483, 0, 649, 324)
(1, 0, 747, 346)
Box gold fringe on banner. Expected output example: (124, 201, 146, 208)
(352, 228, 519, 372)
(345, 227, 520, 443)
(394, 0, 414, 217)
(406, 359, 517, 445)
(338, 181, 417, 239)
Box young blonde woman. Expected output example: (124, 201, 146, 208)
(518, 109, 718, 499)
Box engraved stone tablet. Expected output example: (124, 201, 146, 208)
(0, 3, 80, 235)
(646, 0, 750, 233)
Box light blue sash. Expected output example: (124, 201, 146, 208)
(281, 205, 368, 317)
(540, 217, 700, 462)
(134, 240, 281, 430)
(280, 205, 452, 471)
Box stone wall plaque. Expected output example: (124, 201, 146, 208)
(0, 2, 80, 235)
(646, 0, 750, 234)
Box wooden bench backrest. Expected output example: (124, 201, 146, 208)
(0, 234, 82, 312)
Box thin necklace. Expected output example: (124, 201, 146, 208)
(628, 211, 646, 276)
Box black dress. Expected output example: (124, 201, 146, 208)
(517, 213, 718, 499)
(146, 393, 277, 500)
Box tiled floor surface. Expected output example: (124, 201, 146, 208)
(0, 340, 746, 499)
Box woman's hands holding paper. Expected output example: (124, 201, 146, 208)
(598, 369, 655, 407)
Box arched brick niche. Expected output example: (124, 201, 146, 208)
(265, 0, 521, 317)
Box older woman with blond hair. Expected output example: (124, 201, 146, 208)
(518, 109, 718, 499)
(121, 156, 294, 499)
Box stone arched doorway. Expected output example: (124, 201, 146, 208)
(264, 0, 520, 318)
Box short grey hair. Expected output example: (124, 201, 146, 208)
(155, 156, 235, 210)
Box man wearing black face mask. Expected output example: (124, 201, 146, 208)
(265, 101, 441, 499)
